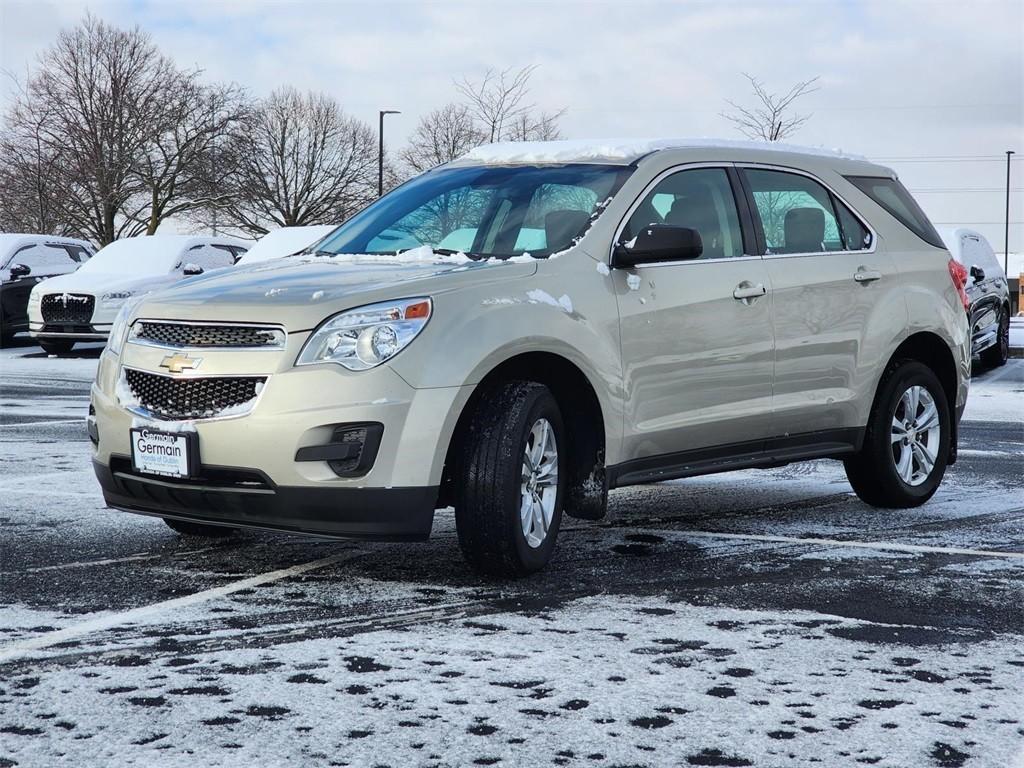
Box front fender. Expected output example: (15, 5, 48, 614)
(387, 249, 627, 464)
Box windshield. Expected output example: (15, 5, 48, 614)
(313, 164, 632, 260)
(78, 239, 185, 276)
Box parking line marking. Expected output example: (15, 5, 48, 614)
(0, 552, 352, 663)
(680, 530, 1024, 560)
(0, 547, 222, 576)
(0, 419, 84, 429)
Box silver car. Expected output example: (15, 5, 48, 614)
(89, 139, 971, 576)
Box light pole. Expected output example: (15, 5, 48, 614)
(1005, 150, 1015, 276)
(378, 110, 400, 198)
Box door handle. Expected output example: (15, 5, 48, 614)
(854, 269, 882, 283)
(733, 282, 767, 301)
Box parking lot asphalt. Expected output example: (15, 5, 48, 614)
(1, 341, 1022, 767)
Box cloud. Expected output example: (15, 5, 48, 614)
(2, 0, 1021, 245)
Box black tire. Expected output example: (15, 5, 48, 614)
(455, 381, 566, 577)
(979, 307, 1009, 368)
(0, 333, 15, 348)
(163, 517, 237, 538)
(39, 339, 75, 355)
(844, 360, 951, 508)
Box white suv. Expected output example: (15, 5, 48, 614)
(29, 235, 248, 354)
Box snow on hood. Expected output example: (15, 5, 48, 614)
(30, 269, 181, 299)
(135, 249, 537, 328)
(458, 137, 868, 166)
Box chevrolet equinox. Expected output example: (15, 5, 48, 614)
(90, 139, 971, 576)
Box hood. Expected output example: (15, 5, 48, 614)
(135, 254, 538, 331)
(31, 270, 180, 299)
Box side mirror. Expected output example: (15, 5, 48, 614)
(182, 263, 205, 276)
(9, 263, 31, 279)
(612, 225, 703, 268)
(969, 265, 985, 283)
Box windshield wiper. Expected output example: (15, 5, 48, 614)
(431, 247, 483, 260)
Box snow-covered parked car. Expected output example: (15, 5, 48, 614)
(90, 139, 970, 576)
(28, 235, 249, 355)
(940, 227, 1011, 367)
(236, 225, 337, 265)
(0, 234, 94, 345)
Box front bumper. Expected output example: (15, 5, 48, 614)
(91, 347, 473, 539)
(93, 457, 437, 540)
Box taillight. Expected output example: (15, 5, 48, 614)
(947, 259, 970, 313)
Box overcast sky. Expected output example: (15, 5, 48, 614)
(2, 0, 1021, 249)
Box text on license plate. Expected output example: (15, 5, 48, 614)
(130, 427, 194, 478)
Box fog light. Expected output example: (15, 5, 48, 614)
(294, 422, 384, 477)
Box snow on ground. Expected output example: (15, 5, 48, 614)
(961, 357, 1024, 422)
(1011, 317, 1024, 351)
(3, 596, 1022, 768)
(1, 345, 1022, 768)
(0, 342, 103, 382)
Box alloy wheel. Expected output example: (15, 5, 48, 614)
(520, 418, 559, 548)
(890, 385, 941, 486)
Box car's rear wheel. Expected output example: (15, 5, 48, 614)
(455, 381, 565, 577)
(979, 307, 1009, 368)
(163, 517, 237, 538)
(39, 339, 75, 355)
(844, 360, 951, 508)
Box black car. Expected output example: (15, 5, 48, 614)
(0, 235, 95, 345)
(943, 228, 1011, 368)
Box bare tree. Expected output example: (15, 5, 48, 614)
(504, 110, 563, 142)
(216, 87, 377, 235)
(722, 73, 820, 142)
(400, 103, 484, 174)
(5, 15, 182, 244)
(132, 80, 249, 236)
(455, 66, 565, 144)
(0, 88, 78, 236)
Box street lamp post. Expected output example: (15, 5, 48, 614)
(378, 110, 400, 198)
(1005, 150, 1015, 277)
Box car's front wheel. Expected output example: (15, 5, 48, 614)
(163, 517, 237, 538)
(455, 381, 565, 577)
(39, 339, 75, 355)
(979, 307, 1009, 368)
(845, 360, 951, 508)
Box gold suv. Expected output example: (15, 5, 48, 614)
(90, 139, 971, 575)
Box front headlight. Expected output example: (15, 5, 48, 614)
(106, 302, 135, 356)
(296, 297, 432, 371)
(101, 290, 134, 308)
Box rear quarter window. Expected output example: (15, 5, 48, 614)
(846, 176, 945, 249)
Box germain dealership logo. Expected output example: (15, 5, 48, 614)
(159, 352, 202, 374)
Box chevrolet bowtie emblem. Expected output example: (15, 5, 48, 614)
(159, 353, 202, 374)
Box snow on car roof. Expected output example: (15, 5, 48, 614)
(0, 233, 91, 252)
(456, 138, 870, 166)
(238, 225, 337, 264)
(79, 235, 249, 275)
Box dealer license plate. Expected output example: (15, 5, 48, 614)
(130, 427, 197, 479)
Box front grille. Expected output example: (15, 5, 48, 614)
(123, 368, 265, 420)
(41, 293, 94, 325)
(134, 321, 284, 348)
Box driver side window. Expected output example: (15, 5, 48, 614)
(622, 168, 744, 259)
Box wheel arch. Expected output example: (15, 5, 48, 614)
(874, 330, 961, 464)
(438, 350, 609, 520)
